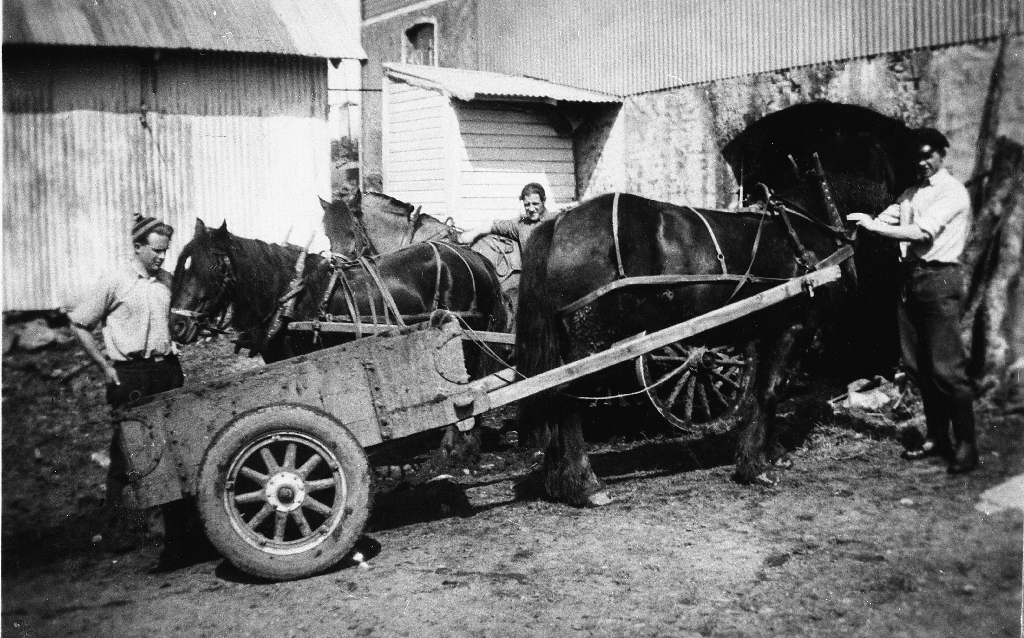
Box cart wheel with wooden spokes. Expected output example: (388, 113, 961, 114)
(634, 341, 757, 435)
(196, 404, 372, 581)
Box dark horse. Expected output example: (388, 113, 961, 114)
(321, 192, 520, 313)
(516, 106, 917, 506)
(169, 219, 508, 364)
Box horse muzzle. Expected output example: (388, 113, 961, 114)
(169, 308, 202, 344)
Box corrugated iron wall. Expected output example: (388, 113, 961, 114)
(3, 48, 331, 311)
(479, 0, 1024, 95)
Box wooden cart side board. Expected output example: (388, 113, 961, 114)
(120, 322, 473, 509)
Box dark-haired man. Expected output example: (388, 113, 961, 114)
(458, 182, 549, 248)
(848, 127, 978, 474)
(66, 215, 211, 570)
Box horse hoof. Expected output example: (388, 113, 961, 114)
(773, 454, 794, 470)
(585, 490, 613, 507)
(752, 472, 778, 487)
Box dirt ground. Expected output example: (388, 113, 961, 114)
(2, 329, 1022, 638)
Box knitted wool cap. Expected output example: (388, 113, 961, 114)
(132, 215, 162, 243)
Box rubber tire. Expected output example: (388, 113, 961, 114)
(196, 404, 372, 581)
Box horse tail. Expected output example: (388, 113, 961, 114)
(514, 218, 562, 378)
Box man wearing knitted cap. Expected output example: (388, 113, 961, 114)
(65, 215, 213, 571)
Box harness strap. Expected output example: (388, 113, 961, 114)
(612, 192, 626, 278)
(435, 241, 480, 313)
(427, 241, 444, 311)
(335, 262, 363, 339)
(558, 272, 792, 316)
(359, 256, 407, 328)
(725, 209, 768, 303)
(685, 206, 728, 275)
(774, 202, 819, 270)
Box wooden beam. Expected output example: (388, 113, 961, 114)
(461, 265, 842, 414)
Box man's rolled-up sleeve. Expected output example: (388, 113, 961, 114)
(64, 275, 114, 330)
(915, 185, 970, 239)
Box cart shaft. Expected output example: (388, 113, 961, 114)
(458, 265, 842, 415)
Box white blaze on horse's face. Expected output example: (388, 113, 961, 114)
(522, 193, 545, 222)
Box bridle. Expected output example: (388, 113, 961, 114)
(170, 249, 235, 339)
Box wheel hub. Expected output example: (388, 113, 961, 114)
(265, 472, 306, 512)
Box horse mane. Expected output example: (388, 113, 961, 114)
(363, 191, 416, 217)
(223, 234, 313, 329)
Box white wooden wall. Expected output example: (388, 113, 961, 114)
(382, 78, 577, 230)
(452, 103, 575, 228)
(381, 79, 450, 218)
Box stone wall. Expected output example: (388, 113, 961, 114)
(576, 37, 1024, 208)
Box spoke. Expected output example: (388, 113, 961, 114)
(274, 511, 288, 541)
(706, 380, 730, 410)
(666, 370, 692, 407)
(296, 453, 323, 479)
(260, 447, 279, 474)
(651, 354, 689, 363)
(683, 375, 696, 421)
(668, 344, 689, 357)
(240, 466, 269, 485)
(305, 478, 337, 493)
(234, 489, 266, 505)
(290, 509, 313, 537)
(247, 503, 275, 530)
(302, 495, 334, 517)
(696, 378, 711, 420)
(712, 369, 741, 391)
(719, 357, 745, 367)
(283, 443, 297, 470)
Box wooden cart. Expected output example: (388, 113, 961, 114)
(117, 263, 842, 580)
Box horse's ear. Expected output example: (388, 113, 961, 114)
(319, 196, 331, 212)
(210, 221, 229, 245)
(194, 218, 207, 235)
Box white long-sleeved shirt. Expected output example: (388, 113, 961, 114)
(881, 168, 971, 263)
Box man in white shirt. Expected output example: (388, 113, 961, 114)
(848, 128, 977, 473)
(66, 215, 214, 571)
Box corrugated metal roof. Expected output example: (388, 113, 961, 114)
(384, 63, 621, 103)
(3, 0, 366, 59)
(477, 0, 1023, 95)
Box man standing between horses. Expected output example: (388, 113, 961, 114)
(847, 127, 978, 474)
(458, 182, 548, 248)
(65, 215, 212, 570)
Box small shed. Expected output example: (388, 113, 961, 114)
(2, 0, 365, 311)
(381, 63, 619, 227)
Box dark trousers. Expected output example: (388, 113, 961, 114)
(898, 263, 976, 452)
(107, 356, 200, 553)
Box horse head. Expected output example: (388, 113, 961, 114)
(170, 219, 236, 344)
(320, 195, 373, 257)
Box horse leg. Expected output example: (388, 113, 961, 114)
(438, 426, 481, 467)
(541, 403, 610, 507)
(734, 325, 804, 485)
